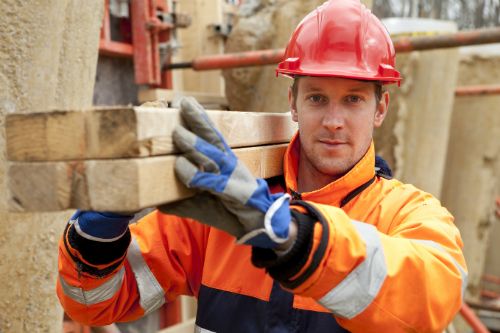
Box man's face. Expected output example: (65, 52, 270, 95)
(289, 76, 389, 180)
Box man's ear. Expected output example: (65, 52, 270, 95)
(374, 91, 389, 128)
(289, 86, 298, 122)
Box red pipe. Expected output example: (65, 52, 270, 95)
(99, 40, 134, 58)
(460, 303, 491, 333)
(394, 27, 500, 52)
(165, 27, 500, 71)
(481, 289, 500, 300)
(191, 48, 285, 70)
(455, 85, 500, 97)
(483, 274, 500, 285)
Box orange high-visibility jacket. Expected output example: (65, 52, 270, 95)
(57, 135, 467, 333)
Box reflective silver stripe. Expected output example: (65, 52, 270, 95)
(319, 221, 387, 319)
(411, 239, 468, 299)
(195, 324, 216, 333)
(59, 267, 125, 305)
(127, 237, 165, 314)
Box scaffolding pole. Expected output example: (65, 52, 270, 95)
(165, 27, 500, 71)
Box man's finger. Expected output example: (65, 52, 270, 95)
(184, 151, 219, 174)
(173, 125, 231, 168)
(180, 97, 228, 152)
(174, 156, 201, 188)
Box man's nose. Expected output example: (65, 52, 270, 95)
(322, 104, 345, 130)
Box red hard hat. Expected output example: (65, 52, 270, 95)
(276, 0, 401, 85)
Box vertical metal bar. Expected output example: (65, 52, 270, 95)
(131, 0, 157, 85)
(160, 0, 173, 89)
(150, 0, 161, 85)
(101, 0, 111, 41)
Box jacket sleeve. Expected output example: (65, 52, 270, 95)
(256, 183, 467, 333)
(57, 210, 209, 326)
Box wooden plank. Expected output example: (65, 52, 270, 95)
(7, 144, 288, 212)
(138, 88, 228, 106)
(6, 106, 296, 161)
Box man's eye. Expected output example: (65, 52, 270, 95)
(346, 95, 362, 103)
(308, 95, 325, 104)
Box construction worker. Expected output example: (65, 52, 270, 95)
(57, 0, 467, 332)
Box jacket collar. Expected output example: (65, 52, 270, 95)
(283, 132, 376, 207)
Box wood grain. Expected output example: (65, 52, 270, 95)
(8, 144, 288, 212)
(6, 106, 296, 161)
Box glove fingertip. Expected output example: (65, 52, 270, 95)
(180, 96, 200, 110)
(173, 126, 197, 147)
(175, 156, 199, 187)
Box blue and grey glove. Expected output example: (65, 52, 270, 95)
(164, 97, 292, 249)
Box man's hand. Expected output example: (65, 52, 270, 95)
(161, 97, 292, 249)
(69, 210, 133, 241)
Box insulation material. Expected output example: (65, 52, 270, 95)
(374, 19, 459, 198)
(442, 46, 500, 300)
(0, 1, 102, 332)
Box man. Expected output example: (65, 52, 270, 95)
(57, 1, 467, 332)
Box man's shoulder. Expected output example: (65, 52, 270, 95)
(374, 176, 443, 206)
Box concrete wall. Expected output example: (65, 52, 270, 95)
(373, 47, 460, 197)
(0, 1, 103, 332)
(442, 50, 500, 300)
(175, 0, 225, 95)
(223, 0, 326, 112)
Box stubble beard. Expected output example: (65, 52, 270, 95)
(302, 144, 356, 181)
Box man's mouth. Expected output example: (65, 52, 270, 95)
(319, 139, 347, 145)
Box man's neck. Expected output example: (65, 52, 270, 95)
(296, 153, 341, 193)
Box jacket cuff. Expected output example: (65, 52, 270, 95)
(251, 209, 315, 282)
(64, 222, 131, 278)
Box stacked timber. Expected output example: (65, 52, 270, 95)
(6, 106, 297, 212)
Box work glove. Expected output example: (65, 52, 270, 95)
(160, 97, 292, 249)
(69, 210, 133, 241)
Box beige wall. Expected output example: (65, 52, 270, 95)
(0, 1, 102, 332)
(174, 0, 225, 95)
(442, 52, 500, 300)
(223, 0, 326, 112)
(374, 48, 460, 197)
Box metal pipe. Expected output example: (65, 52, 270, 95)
(483, 274, 500, 285)
(460, 303, 491, 333)
(455, 85, 500, 96)
(394, 27, 500, 52)
(164, 27, 500, 71)
(99, 40, 134, 58)
(191, 48, 285, 71)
